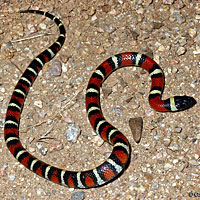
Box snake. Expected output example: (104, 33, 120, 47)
(4, 10, 196, 189)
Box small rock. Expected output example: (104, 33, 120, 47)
(189, 160, 199, 166)
(129, 117, 143, 143)
(62, 63, 68, 73)
(91, 14, 97, 21)
(129, 30, 139, 40)
(174, 127, 182, 133)
(49, 140, 64, 152)
(164, 163, 172, 169)
(9, 174, 15, 181)
(107, 26, 116, 34)
(87, 7, 96, 16)
(97, 46, 105, 54)
(163, 0, 174, 4)
(174, 11, 185, 24)
(163, 138, 172, 147)
(178, 161, 189, 172)
(178, 37, 187, 46)
(0, 164, 7, 176)
(158, 45, 165, 52)
(119, 76, 128, 88)
(111, 106, 122, 115)
(168, 142, 179, 151)
(39, 23, 47, 30)
(177, 47, 186, 56)
(27, 23, 35, 33)
(188, 28, 197, 38)
(152, 22, 164, 29)
(1, 87, 5, 93)
(101, 4, 111, 13)
(144, 172, 153, 181)
(36, 143, 48, 156)
(65, 124, 81, 143)
(71, 191, 85, 200)
(37, 188, 44, 196)
(29, 147, 36, 153)
(102, 87, 112, 98)
(172, 66, 178, 74)
(34, 100, 43, 108)
(193, 45, 200, 55)
(109, 8, 117, 15)
(194, 153, 200, 160)
(49, 60, 62, 76)
(143, 0, 153, 7)
(91, 135, 104, 147)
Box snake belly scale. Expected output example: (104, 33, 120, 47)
(4, 10, 196, 189)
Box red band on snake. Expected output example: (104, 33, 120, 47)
(4, 10, 196, 189)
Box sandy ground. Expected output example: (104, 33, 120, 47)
(0, 1, 199, 200)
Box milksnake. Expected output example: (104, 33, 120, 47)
(4, 10, 196, 189)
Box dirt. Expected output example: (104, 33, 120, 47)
(0, 1, 199, 200)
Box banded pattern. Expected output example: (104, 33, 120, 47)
(4, 10, 196, 189)
(85, 52, 196, 186)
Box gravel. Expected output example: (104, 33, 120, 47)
(0, 1, 199, 200)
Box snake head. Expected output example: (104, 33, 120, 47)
(174, 96, 196, 111)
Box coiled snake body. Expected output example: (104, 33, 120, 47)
(4, 10, 196, 189)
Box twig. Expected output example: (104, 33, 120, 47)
(20, 120, 49, 133)
(10, 60, 23, 74)
(11, 33, 54, 43)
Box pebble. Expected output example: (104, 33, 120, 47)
(1, 87, 5, 93)
(62, 63, 68, 73)
(91, 135, 104, 147)
(172, 66, 178, 74)
(174, 11, 185, 24)
(27, 23, 35, 33)
(129, 117, 143, 143)
(71, 191, 85, 200)
(164, 163, 172, 170)
(174, 127, 182, 133)
(49, 140, 64, 152)
(49, 60, 62, 76)
(168, 142, 180, 151)
(36, 143, 48, 156)
(91, 14, 97, 21)
(9, 174, 15, 181)
(37, 188, 44, 196)
(163, 138, 172, 147)
(1, 1, 199, 199)
(0, 164, 7, 176)
(87, 6, 96, 16)
(39, 23, 47, 30)
(65, 124, 81, 143)
(144, 172, 153, 181)
(97, 46, 105, 54)
(177, 47, 186, 55)
(193, 45, 200, 54)
(188, 28, 197, 38)
(152, 22, 164, 29)
(111, 106, 122, 115)
(158, 45, 165, 52)
(101, 4, 111, 13)
(189, 160, 199, 166)
(163, 0, 174, 4)
(86, 65, 93, 71)
(143, 0, 153, 7)
(34, 100, 43, 108)
(178, 37, 187, 46)
(102, 86, 112, 98)
(194, 154, 199, 160)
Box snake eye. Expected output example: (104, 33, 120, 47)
(174, 96, 196, 111)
